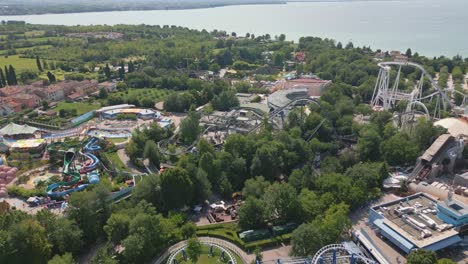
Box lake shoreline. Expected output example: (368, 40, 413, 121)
(1, 2, 286, 17)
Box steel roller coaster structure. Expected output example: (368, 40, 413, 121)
(371, 61, 467, 129)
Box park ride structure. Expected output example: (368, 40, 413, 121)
(158, 97, 330, 156)
(45, 137, 102, 198)
(256, 242, 377, 264)
(371, 61, 467, 129)
(167, 241, 237, 264)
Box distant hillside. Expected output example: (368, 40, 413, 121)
(0, 0, 285, 16)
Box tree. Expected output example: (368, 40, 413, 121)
(263, 183, 301, 223)
(8, 65, 17, 85)
(381, 133, 419, 166)
(36, 210, 83, 255)
(3, 66, 9, 85)
(180, 109, 200, 144)
(186, 238, 202, 263)
(242, 176, 270, 199)
(66, 191, 101, 243)
(122, 213, 168, 263)
(298, 189, 322, 221)
(119, 61, 125, 79)
(193, 169, 212, 202)
(0, 68, 6, 87)
(211, 90, 239, 111)
(99, 87, 108, 99)
(9, 219, 52, 264)
(48, 253, 74, 264)
(181, 223, 196, 239)
(278, 34, 286, 41)
(90, 244, 118, 264)
(410, 118, 445, 151)
(357, 127, 382, 161)
(406, 48, 412, 58)
(144, 140, 160, 167)
(104, 63, 111, 80)
(160, 168, 194, 211)
(36, 55, 43, 72)
(238, 197, 266, 229)
(47, 71, 56, 83)
(291, 223, 323, 256)
(128, 61, 135, 73)
(345, 42, 354, 49)
(19, 70, 38, 84)
(104, 213, 130, 244)
(336, 42, 343, 49)
(406, 249, 437, 264)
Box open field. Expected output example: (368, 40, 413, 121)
(55, 102, 101, 116)
(0, 55, 41, 72)
(116, 88, 173, 102)
(105, 151, 127, 171)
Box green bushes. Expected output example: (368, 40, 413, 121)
(116, 113, 137, 120)
(196, 223, 293, 251)
(8, 185, 44, 199)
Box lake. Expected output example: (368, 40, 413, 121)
(4, 0, 467, 57)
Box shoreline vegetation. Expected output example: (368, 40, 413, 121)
(0, 0, 388, 16)
(1, 0, 287, 16)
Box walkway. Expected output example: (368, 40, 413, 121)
(153, 236, 253, 264)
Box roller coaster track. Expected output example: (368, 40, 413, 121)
(374, 61, 455, 109)
(157, 97, 330, 156)
(310, 243, 377, 264)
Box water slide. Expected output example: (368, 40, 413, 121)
(46, 149, 88, 198)
(46, 137, 102, 198)
(80, 138, 101, 173)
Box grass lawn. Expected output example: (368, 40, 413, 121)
(0, 55, 41, 72)
(0, 45, 54, 56)
(105, 151, 127, 171)
(173, 245, 242, 264)
(24, 31, 46, 37)
(55, 102, 101, 116)
(108, 138, 128, 144)
(114, 88, 173, 103)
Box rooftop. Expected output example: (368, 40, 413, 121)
(372, 192, 460, 249)
(420, 134, 453, 162)
(434, 117, 468, 138)
(0, 123, 39, 136)
(97, 104, 135, 113)
(439, 198, 468, 216)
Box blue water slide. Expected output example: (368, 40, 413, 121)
(81, 152, 100, 172)
(46, 183, 90, 198)
(85, 137, 101, 152)
(87, 171, 100, 184)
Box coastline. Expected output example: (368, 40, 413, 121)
(0, 1, 286, 16)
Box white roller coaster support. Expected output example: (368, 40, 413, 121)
(373, 61, 456, 111)
(310, 243, 377, 264)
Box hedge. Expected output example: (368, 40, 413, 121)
(196, 223, 293, 252)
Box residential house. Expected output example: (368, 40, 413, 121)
(99, 81, 117, 92)
(45, 85, 65, 101)
(66, 92, 84, 102)
(0, 86, 27, 97)
(75, 80, 98, 96)
(10, 94, 40, 108)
